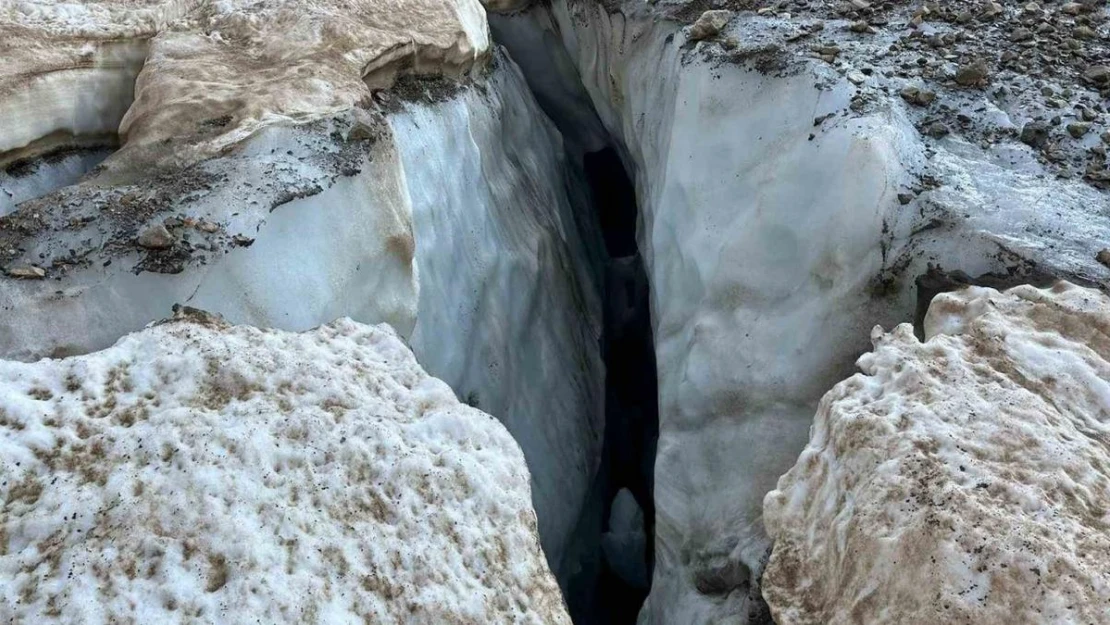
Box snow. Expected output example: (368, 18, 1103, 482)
(0, 56, 605, 593)
(0, 0, 489, 169)
(763, 281, 1110, 624)
(495, 4, 1110, 622)
(0, 311, 570, 624)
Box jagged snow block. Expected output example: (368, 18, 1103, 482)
(0, 313, 570, 624)
(763, 282, 1110, 624)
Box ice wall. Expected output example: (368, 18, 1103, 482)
(0, 57, 604, 588)
(492, 3, 1110, 621)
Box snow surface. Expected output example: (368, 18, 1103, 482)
(763, 281, 1110, 624)
(0, 312, 570, 624)
(0, 0, 489, 168)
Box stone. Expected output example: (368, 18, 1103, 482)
(924, 121, 950, 138)
(955, 59, 990, 86)
(689, 10, 733, 42)
(1020, 121, 1051, 148)
(1084, 65, 1110, 86)
(7, 266, 45, 279)
(900, 86, 936, 106)
(136, 224, 176, 249)
(1075, 25, 1097, 39)
(1098, 249, 1110, 267)
(1067, 122, 1091, 138)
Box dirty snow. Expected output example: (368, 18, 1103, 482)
(0, 311, 569, 624)
(763, 282, 1110, 624)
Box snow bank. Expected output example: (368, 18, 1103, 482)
(763, 282, 1110, 624)
(0, 311, 570, 624)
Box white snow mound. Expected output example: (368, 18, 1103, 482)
(0, 310, 569, 624)
(763, 281, 1110, 624)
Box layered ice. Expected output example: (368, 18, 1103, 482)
(0, 311, 570, 623)
(763, 282, 1110, 624)
(493, 3, 1110, 621)
(0, 0, 489, 169)
(0, 0, 603, 593)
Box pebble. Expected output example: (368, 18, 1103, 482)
(899, 86, 936, 106)
(924, 121, 950, 138)
(7, 266, 45, 279)
(689, 10, 733, 41)
(1067, 122, 1091, 138)
(955, 59, 990, 86)
(1084, 66, 1110, 86)
(1021, 121, 1052, 148)
(137, 224, 176, 250)
(1098, 249, 1110, 268)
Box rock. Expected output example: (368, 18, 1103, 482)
(7, 266, 45, 279)
(899, 86, 936, 106)
(923, 121, 950, 138)
(1102, 130, 1110, 144)
(955, 59, 990, 86)
(849, 20, 875, 33)
(1020, 120, 1051, 148)
(983, 1, 1003, 17)
(1061, 1, 1084, 13)
(1075, 25, 1097, 39)
(847, 70, 867, 85)
(136, 224, 176, 249)
(0, 316, 571, 623)
(689, 10, 733, 42)
(764, 283, 1110, 625)
(1084, 65, 1110, 86)
(1067, 122, 1091, 138)
(1098, 249, 1110, 268)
